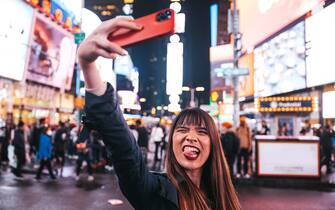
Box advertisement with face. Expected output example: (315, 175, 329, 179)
(254, 22, 306, 97)
(0, 0, 34, 81)
(237, 0, 323, 51)
(26, 13, 76, 90)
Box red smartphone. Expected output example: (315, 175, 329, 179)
(108, 8, 175, 47)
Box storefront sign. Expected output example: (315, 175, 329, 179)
(256, 97, 315, 112)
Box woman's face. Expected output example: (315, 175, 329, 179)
(172, 124, 211, 171)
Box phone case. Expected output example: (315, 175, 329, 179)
(108, 9, 175, 47)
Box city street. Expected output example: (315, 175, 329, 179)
(0, 167, 334, 210)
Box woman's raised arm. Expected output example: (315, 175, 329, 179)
(77, 16, 142, 93)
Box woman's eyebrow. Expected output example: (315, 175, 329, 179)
(176, 126, 189, 130)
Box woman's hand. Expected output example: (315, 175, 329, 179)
(77, 16, 142, 91)
(78, 16, 142, 65)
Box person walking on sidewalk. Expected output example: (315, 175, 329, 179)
(35, 126, 56, 180)
(220, 122, 240, 178)
(12, 121, 26, 178)
(236, 117, 252, 178)
(77, 16, 241, 210)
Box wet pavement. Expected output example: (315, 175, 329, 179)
(0, 167, 335, 210)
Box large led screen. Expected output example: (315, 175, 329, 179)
(26, 13, 76, 90)
(237, 0, 323, 51)
(306, 3, 335, 87)
(254, 22, 306, 97)
(0, 0, 34, 81)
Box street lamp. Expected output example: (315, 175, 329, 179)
(182, 86, 205, 108)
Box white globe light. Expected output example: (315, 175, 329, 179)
(170, 2, 182, 13)
(169, 34, 180, 43)
(169, 94, 180, 104)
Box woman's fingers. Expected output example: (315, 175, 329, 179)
(96, 38, 128, 56)
(103, 18, 143, 34)
(95, 48, 115, 59)
(110, 28, 133, 37)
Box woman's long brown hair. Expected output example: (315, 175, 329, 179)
(166, 108, 242, 210)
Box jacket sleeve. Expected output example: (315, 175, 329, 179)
(84, 83, 158, 209)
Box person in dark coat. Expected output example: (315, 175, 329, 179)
(12, 121, 26, 178)
(35, 126, 56, 180)
(77, 16, 241, 210)
(135, 119, 149, 163)
(321, 125, 334, 174)
(53, 121, 68, 176)
(220, 122, 240, 178)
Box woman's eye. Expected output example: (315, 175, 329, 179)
(198, 130, 208, 135)
(177, 128, 187, 133)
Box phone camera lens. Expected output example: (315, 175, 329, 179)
(165, 10, 172, 16)
(156, 12, 167, 21)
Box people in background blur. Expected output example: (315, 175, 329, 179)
(220, 122, 240, 178)
(150, 123, 164, 163)
(35, 126, 56, 180)
(321, 124, 335, 174)
(136, 119, 149, 163)
(258, 120, 270, 135)
(54, 121, 68, 177)
(12, 121, 26, 178)
(129, 124, 138, 142)
(236, 117, 252, 178)
(278, 123, 289, 136)
(75, 130, 94, 182)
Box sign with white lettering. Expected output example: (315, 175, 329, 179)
(256, 97, 315, 112)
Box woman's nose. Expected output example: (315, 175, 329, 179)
(185, 132, 198, 143)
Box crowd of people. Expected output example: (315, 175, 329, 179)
(0, 115, 334, 182)
(0, 118, 108, 181)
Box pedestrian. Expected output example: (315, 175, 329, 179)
(53, 121, 67, 176)
(150, 123, 164, 162)
(320, 125, 334, 174)
(75, 130, 94, 182)
(11, 121, 26, 178)
(258, 120, 270, 135)
(77, 16, 241, 210)
(135, 119, 149, 163)
(35, 126, 56, 180)
(220, 122, 240, 178)
(129, 124, 138, 142)
(236, 117, 252, 178)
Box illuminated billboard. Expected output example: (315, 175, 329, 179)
(254, 22, 306, 97)
(26, 13, 77, 90)
(237, 0, 323, 51)
(0, 0, 34, 81)
(306, 3, 335, 87)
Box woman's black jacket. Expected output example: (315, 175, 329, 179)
(84, 83, 179, 210)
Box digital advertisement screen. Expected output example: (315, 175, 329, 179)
(323, 91, 335, 119)
(237, 0, 323, 51)
(26, 13, 76, 90)
(306, 3, 335, 87)
(258, 141, 319, 177)
(0, 0, 34, 81)
(254, 22, 306, 97)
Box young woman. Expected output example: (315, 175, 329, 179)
(78, 16, 241, 210)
